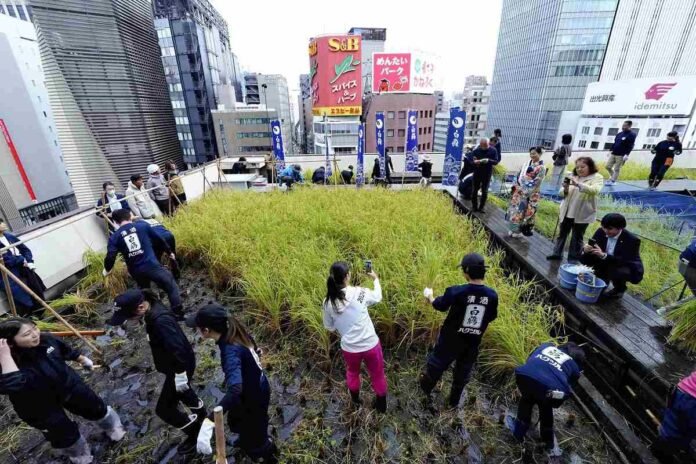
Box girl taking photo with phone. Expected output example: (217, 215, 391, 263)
(323, 261, 388, 412)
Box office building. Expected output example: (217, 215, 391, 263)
(299, 74, 314, 154)
(0, 0, 30, 21)
(348, 27, 386, 93)
(0, 13, 76, 229)
(230, 52, 245, 103)
(211, 105, 278, 157)
(433, 112, 449, 153)
(245, 73, 293, 154)
(364, 93, 437, 153)
(488, 0, 618, 151)
(153, 0, 241, 165)
(573, 76, 696, 151)
(462, 76, 491, 145)
(601, 0, 696, 81)
(313, 118, 361, 156)
(29, 0, 182, 207)
(434, 91, 445, 113)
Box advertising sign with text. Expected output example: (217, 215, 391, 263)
(309, 35, 363, 116)
(372, 52, 411, 93)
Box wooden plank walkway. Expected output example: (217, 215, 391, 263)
(436, 185, 694, 386)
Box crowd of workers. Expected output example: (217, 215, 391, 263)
(0, 133, 694, 464)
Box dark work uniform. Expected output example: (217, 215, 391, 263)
(468, 147, 500, 211)
(650, 139, 682, 187)
(422, 283, 498, 406)
(0, 334, 107, 449)
(418, 161, 433, 179)
(341, 169, 354, 184)
(0, 232, 45, 317)
(144, 300, 202, 428)
(312, 168, 326, 184)
(142, 220, 180, 279)
(217, 338, 276, 461)
(511, 343, 582, 447)
(105, 221, 182, 314)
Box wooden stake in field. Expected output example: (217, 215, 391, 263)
(213, 406, 228, 464)
(0, 255, 17, 316)
(0, 260, 102, 355)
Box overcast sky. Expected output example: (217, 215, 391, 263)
(211, 0, 503, 99)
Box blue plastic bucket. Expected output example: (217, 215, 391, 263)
(575, 275, 607, 304)
(559, 264, 582, 286)
(559, 276, 577, 290)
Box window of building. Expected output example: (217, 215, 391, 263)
(672, 124, 686, 135)
(6, 4, 16, 17)
(398, 129, 405, 137)
(397, 147, 405, 153)
(590, 141, 599, 149)
(17, 5, 27, 20)
(646, 128, 661, 137)
(581, 126, 590, 135)
(429, 110, 433, 118)
(593, 127, 602, 136)
(387, 111, 395, 119)
(398, 111, 406, 119)
(642, 144, 655, 149)
(387, 129, 394, 137)
(387, 146, 394, 152)
(578, 140, 587, 148)
(607, 128, 618, 136)
(603, 142, 613, 150)
(418, 127, 423, 135)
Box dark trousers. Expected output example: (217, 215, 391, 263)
(227, 380, 275, 461)
(423, 340, 478, 406)
(155, 198, 172, 216)
(515, 374, 560, 448)
(471, 171, 492, 210)
(649, 157, 672, 187)
(133, 267, 182, 313)
(155, 371, 202, 428)
(29, 380, 107, 449)
(280, 176, 295, 189)
(580, 253, 632, 292)
(553, 217, 589, 261)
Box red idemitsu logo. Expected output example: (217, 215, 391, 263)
(644, 83, 677, 100)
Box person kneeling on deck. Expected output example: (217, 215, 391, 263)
(108, 289, 206, 455)
(420, 253, 498, 408)
(651, 370, 696, 463)
(506, 342, 585, 461)
(580, 213, 643, 300)
(322, 262, 388, 413)
(186, 304, 278, 463)
(103, 209, 184, 318)
(0, 318, 125, 464)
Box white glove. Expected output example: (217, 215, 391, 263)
(81, 357, 94, 370)
(623, 155, 629, 162)
(423, 288, 434, 299)
(102, 268, 111, 277)
(174, 372, 189, 392)
(26, 262, 36, 270)
(196, 418, 215, 455)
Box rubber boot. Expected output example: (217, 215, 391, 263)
(448, 384, 465, 409)
(257, 440, 279, 463)
(177, 414, 202, 455)
(419, 370, 437, 395)
(97, 406, 126, 442)
(62, 435, 93, 464)
(544, 431, 563, 463)
(350, 390, 361, 408)
(504, 415, 529, 442)
(373, 395, 387, 414)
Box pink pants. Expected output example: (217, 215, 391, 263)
(342, 342, 388, 397)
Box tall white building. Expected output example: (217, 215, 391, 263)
(246, 73, 294, 154)
(462, 76, 491, 145)
(601, 0, 696, 81)
(313, 117, 361, 156)
(433, 112, 449, 152)
(0, 12, 76, 229)
(0, 0, 30, 21)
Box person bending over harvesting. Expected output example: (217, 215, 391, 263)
(323, 261, 388, 412)
(186, 304, 278, 462)
(0, 318, 125, 464)
(108, 289, 206, 455)
(420, 253, 498, 408)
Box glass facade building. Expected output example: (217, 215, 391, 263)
(153, 0, 241, 165)
(488, 0, 618, 151)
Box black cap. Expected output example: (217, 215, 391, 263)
(461, 253, 486, 270)
(108, 289, 145, 326)
(184, 303, 228, 329)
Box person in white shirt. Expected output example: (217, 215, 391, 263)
(322, 261, 387, 413)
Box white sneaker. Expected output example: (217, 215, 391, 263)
(605, 180, 615, 186)
(657, 307, 667, 317)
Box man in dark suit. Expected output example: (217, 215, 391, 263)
(580, 213, 643, 299)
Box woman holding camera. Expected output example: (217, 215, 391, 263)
(547, 157, 603, 262)
(322, 261, 387, 413)
(506, 147, 546, 238)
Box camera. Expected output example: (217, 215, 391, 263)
(364, 260, 372, 273)
(563, 177, 571, 184)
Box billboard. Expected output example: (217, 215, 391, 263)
(582, 77, 696, 116)
(309, 35, 363, 116)
(372, 51, 442, 94)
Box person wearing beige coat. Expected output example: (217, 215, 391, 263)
(547, 157, 604, 262)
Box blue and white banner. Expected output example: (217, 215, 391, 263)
(405, 109, 418, 171)
(270, 120, 285, 170)
(442, 107, 466, 186)
(324, 133, 332, 178)
(376, 112, 386, 178)
(356, 123, 365, 186)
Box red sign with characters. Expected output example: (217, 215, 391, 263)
(309, 35, 363, 116)
(372, 53, 411, 93)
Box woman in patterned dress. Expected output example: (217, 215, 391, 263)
(507, 147, 546, 239)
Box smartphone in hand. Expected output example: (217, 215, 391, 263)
(588, 238, 597, 247)
(364, 260, 373, 273)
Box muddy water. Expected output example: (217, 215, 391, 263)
(0, 269, 616, 463)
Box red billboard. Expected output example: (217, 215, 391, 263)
(309, 35, 363, 116)
(372, 52, 411, 93)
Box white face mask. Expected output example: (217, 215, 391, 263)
(106, 189, 116, 197)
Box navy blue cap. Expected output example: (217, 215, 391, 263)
(184, 303, 228, 329)
(461, 253, 486, 269)
(108, 289, 145, 326)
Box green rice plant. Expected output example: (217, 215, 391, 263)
(666, 301, 696, 353)
(169, 188, 560, 376)
(78, 250, 128, 300)
(35, 320, 69, 332)
(0, 424, 30, 454)
(48, 292, 98, 321)
(565, 160, 696, 181)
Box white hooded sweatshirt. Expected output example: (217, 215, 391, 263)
(125, 180, 162, 220)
